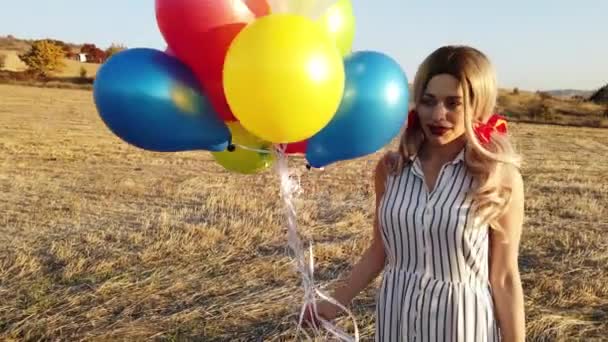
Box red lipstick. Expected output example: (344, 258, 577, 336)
(428, 125, 451, 136)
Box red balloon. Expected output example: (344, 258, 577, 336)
(242, 0, 270, 15)
(285, 140, 308, 155)
(155, 0, 270, 121)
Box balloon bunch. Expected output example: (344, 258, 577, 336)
(93, 1, 409, 340)
(94, 0, 409, 173)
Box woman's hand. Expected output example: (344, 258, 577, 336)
(302, 301, 340, 328)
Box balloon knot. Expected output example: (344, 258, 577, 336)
(227, 144, 236, 152)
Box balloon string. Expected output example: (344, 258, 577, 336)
(233, 143, 272, 154)
(274, 144, 359, 342)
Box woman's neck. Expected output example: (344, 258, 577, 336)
(418, 134, 467, 165)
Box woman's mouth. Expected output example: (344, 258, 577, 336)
(428, 125, 451, 136)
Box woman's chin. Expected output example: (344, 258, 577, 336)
(423, 129, 468, 146)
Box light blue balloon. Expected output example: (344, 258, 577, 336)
(93, 48, 231, 152)
(306, 51, 410, 168)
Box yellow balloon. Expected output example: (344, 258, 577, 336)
(223, 14, 345, 144)
(318, 0, 355, 56)
(212, 122, 275, 174)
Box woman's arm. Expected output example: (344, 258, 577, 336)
(330, 233, 386, 308)
(489, 168, 526, 342)
(317, 153, 393, 317)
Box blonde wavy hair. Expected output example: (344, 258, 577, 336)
(392, 45, 522, 232)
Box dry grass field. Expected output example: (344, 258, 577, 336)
(0, 84, 607, 341)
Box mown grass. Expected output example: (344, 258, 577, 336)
(0, 84, 606, 341)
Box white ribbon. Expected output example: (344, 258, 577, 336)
(274, 145, 359, 342)
(233, 143, 272, 154)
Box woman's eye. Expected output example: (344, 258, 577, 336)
(420, 98, 435, 106)
(446, 100, 462, 109)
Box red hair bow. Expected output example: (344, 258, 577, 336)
(474, 114, 508, 144)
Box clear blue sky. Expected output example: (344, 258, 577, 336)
(2, 0, 606, 91)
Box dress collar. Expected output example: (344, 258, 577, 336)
(411, 146, 466, 178)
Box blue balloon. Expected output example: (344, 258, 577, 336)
(93, 48, 231, 152)
(306, 51, 410, 168)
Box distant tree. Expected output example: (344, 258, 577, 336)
(19, 40, 66, 76)
(589, 84, 608, 104)
(81, 44, 101, 53)
(81, 43, 107, 63)
(529, 97, 557, 122)
(46, 39, 71, 57)
(105, 43, 127, 59)
(512, 87, 519, 95)
(79, 66, 88, 79)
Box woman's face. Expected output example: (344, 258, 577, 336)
(417, 74, 466, 146)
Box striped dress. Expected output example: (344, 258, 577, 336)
(375, 147, 501, 342)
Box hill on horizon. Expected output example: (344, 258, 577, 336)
(545, 89, 596, 99)
(0, 35, 87, 53)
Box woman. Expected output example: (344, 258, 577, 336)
(306, 45, 526, 341)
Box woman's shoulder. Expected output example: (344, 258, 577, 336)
(501, 164, 524, 192)
(374, 151, 401, 187)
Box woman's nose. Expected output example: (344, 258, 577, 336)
(430, 102, 448, 121)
